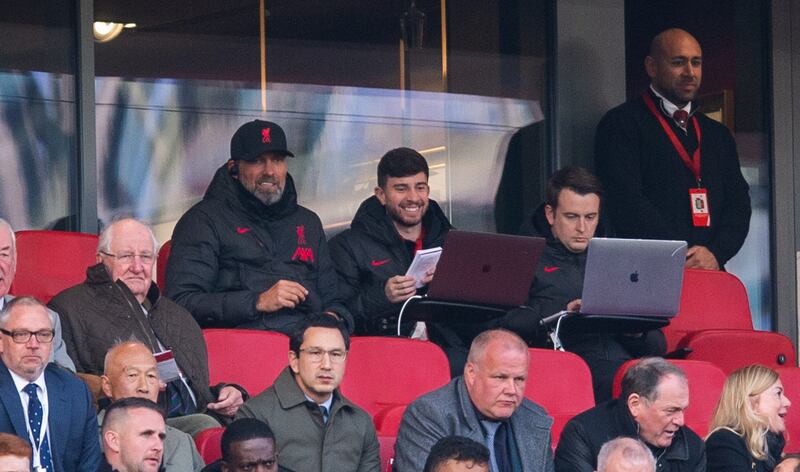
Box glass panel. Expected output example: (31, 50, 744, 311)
(93, 0, 550, 244)
(0, 1, 77, 230)
(625, 0, 772, 329)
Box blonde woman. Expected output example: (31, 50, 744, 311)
(706, 365, 800, 472)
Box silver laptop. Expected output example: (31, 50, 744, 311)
(578, 238, 687, 318)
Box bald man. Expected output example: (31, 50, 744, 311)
(595, 28, 750, 270)
(394, 329, 554, 472)
(596, 438, 654, 472)
(101, 342, 204, 471)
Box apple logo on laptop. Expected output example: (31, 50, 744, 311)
(630, 271, 639, 283)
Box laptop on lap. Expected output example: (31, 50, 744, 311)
(579, 238, 688, 318)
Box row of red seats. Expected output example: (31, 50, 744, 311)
(12, 230, 797, 374)
(200, 331, 594, 471)
(10, 230, 800, 467)
(197, 336, 800, 470)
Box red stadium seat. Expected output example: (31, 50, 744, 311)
(10, 230, 98, 303)
(611, 359, 726, 437)
(677, 330, 795, 374)
(776, 367, 800, 454)
(203, 329, 289, 397)
(156, 239, 171, 290)
(525, 349, 594, 448)
(664, 269, 795, 373)
(194, 426, 224, 464)
(339, 337, 451, 436)
(664, 269, 754, 351)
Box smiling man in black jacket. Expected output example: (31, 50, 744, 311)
(165, 120, 351, 334)
(329, 147, 452, 336)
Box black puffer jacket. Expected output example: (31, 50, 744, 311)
(329, 195, 452, 334)
(165, 164, 351, 332)
(49, 263, 218, 409)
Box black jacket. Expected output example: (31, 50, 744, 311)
(49, 263, 239, 414)
(555, 399, 706, 472)
(501, 203, 595, 344)
(595, 91, 751, 267)
(166, 164, 352, 332)
(328, 195, 452, 334)
(706, 428, 784, 472)
(509, 204, 665, 403)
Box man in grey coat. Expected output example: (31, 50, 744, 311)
(236, 313, 380, 472)
(394, 329, 555, 472)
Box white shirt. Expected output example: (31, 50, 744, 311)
(304, 393, 334, 422)
(650, 85, 692, 128)
(9, 369, 50, 469)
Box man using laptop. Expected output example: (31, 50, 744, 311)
(509, 166, 665, 402)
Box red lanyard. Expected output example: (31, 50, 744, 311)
(413, 227, 426, 254)
(642, 93, 703, 184)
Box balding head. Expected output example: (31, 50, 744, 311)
(463, 330, 529, 421)
(597, 437, 655, 472)
(102, 341, 161, 403)
(466, 329, 528, 365)
(96, 218, 158, 303)
(645, 28, 702, 107)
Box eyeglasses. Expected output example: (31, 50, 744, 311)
(298, 348, 347, 363)
(99, 251, 155, 265)
(0, 329, 55, 344)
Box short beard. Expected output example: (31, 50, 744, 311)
(253, 186, 284, 206)
(386, 203, 424, 228)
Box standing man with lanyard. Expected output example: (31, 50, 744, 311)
(595, 28, 751, 270)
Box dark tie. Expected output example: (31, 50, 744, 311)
(24, 383, 53, 471)
(673, 109, 689, 129)
(319, 405, 329, 424)
(494, 421, 509, 472)
(165, 380, 197, 418)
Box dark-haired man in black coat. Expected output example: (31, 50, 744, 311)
(166, 120, 351, 335)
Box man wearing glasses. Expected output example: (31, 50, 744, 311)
(0, 296, 101, 471)
(237, 313, 380, 472)
(49, 218, 247, 437)
(0, 218, 74, 372)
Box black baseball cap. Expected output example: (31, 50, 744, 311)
(230, 120, 295, 161)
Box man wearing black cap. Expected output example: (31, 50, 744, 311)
(166, 120, 352, 334)
(329, 148, 452, 335)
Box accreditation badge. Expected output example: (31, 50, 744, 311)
(689, 188, 711, 227)
(154, 349, 182, 383)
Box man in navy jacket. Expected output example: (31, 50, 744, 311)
(0, 296, 100, 472)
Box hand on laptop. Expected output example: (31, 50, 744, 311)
(567, 299, 582, 313)
(385, 275, 417, 303)
(685, 245, 719, 270)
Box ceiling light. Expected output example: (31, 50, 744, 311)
(93, 21, 130, 42)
